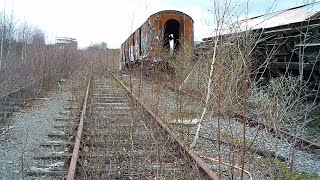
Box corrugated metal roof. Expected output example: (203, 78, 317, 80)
(237, 1, 320, 30)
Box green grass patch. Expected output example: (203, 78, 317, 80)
(258, 157, 319, 180)
(170, 111, 196, 120)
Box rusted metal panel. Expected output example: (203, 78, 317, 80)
(134, 28, 141, 61)
(120, 43, 124, 67)
(121, 10, 194, 66)
(128, 35, 134, 62)
(141, 23, 148, 58)
(147, 10, 194, 60)
(159, 11, 194, 46)
(123, 41, 129, 65)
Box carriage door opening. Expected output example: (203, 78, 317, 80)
(164, 19, 180, 54)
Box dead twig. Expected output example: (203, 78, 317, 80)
(200, 155, 253, 180)
(1, 126, 15, 135)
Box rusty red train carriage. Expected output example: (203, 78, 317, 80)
(120, 10, 194, 68)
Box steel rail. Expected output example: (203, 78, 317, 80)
(111, 72, 220, 180)
(232, 113, 320, 151)
(0, 77, 44, 98)
(165, 83, 320, 151)
(67, 72, 92, 180)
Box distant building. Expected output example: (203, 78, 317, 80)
(55, 37, 78, 50)
(200, 2, 320, 81)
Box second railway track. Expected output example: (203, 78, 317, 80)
(67, 71, 219, 179)
(164, 84, 320, 152)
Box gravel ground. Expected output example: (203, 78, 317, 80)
(0, 90, 71, 180)
(118, 72, 320, 179)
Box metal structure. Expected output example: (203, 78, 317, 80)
(55, 37, 78, 50)
(120, 10, 194, 68)
(202, 2, 320, 80)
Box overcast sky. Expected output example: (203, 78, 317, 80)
(0, 0, 317, 48)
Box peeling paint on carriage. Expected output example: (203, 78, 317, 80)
(121, 10, 194, 68)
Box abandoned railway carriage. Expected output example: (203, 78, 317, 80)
(120, 10, 194, 69)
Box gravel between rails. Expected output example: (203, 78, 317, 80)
(118, 72, 320, 179)
(0, 90, 71, 180)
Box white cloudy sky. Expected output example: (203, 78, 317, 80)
(0, 0, 317, 48)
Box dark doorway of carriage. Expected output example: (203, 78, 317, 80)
(163, 19, 180, 54)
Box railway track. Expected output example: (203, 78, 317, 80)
(164, 84, 320, 152)
(21, 70, 319, 179)
(66, 71, 219, 179)
(0, 80, 43, 121)
(0, 78, 75, 179)
(25, 92, 76, 179)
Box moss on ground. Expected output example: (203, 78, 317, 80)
(170, 111, 196, 120)
(258, 157, 319, 180)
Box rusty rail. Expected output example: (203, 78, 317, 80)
(67, 72, 92, 180)
(165, 83, 320, 151)
(111, 72, 220, 180)
(0, 79, 40, 98)
(232, 113, 320, 151)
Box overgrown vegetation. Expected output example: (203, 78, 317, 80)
(0, 11, 119, 96)
(2, 0, 319, 179)
(115, 0, 320, 179)
(0, 12, 81, 95)
(258, 157, 320, 180)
